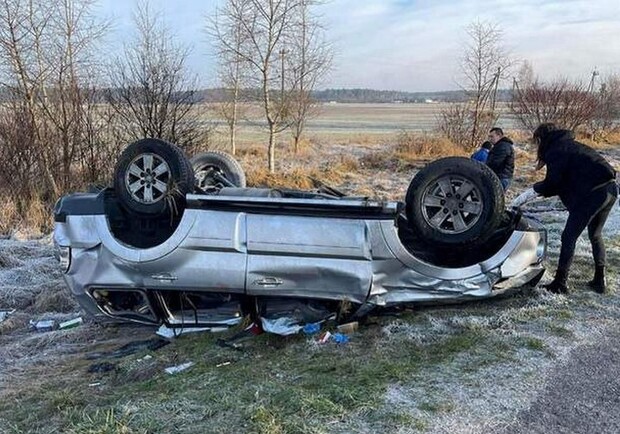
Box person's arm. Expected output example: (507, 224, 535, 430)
(486, 142, 508, 173)
(533, 153, 565, 197)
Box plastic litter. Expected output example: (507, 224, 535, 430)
(165, 362, 194, 375)
(217, 322, 263, 350)
(216, 361, 231, 368)
(156, 324, 211, 339)
(59, 317, 83, 330)
(302, 322, 321, 335)
(332, 333, 350, 344)
(337, 321, 358, 334)
(0, 309, 15, 323)
(260, 316, 302, 336)
(30, 319, 55, 332)
(317, 331, 332, 344)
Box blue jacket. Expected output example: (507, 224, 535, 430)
(471, 148, 489, 163)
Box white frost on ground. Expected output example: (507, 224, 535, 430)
(379, 193, 620, 433)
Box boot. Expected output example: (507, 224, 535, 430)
(543, 269, 569, 294)
(588, 266, 606, 294)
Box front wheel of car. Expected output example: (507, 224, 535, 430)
(405, 156, 505, 247)
(113, 138, 194, 216)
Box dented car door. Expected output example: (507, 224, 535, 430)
(245, 214, 373, 303)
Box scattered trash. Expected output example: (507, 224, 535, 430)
(86, 338, 169, 360)
(29, 319, 56, 332)
(0, 309, 15, 323)
(337, 321, 359, 334)
(88, 362, 117, 373)
(156, 324, 211, 339)
(216, 361, 231, 368)
(59, 317, 83, 330)
(317, 331, 332, 344)
(136, 354, 153, 363)
(261, 316, 303, 336)
(332, 333, 350, 344)
(302, 322, 321, 335)
(165, 362, 194, 375)
(88, 382, 101, 387)
(217, 322, 263, 350)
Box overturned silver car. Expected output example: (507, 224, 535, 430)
(53, 139, 546, 327)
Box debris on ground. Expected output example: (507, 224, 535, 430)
(29, 319, 55, 332)
(59, 317, 83, 330)
(156, 324, 213, 339)
(332, 333, 350, 344)
(337, 321, 359, 334)
(302, 322, 322, 335)
(164, 362, 194, 375)
(317, 331, 332, 344)
(217, 322, 263, 350)
(0, 309, 15, 323)
(86, 338, 169, 360)
(88, 361, 117, 374)
(261, 316, 303, 336)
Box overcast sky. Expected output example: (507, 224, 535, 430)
(97, 0, 620, 92)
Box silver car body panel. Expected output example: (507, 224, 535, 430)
(53, 193, 545, 322)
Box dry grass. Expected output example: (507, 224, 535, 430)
(0, 195, 52, 236)
(247, 166, 345, 190)
(360, 132, 466, 172)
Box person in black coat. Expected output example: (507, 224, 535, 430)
(486, 127, 515, 190)
(533, 123, 618, 294)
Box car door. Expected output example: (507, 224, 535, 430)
(245, 213, 373, 303)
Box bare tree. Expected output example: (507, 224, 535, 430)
(438, 20, 511, 149)
(211, 0, 303, 172)
(0, 0, 108, 200)
(210, 0, 250, 155)
(287, 0, 331, 153)
(589, 74, 620, 140)
(107, 2, 208, 154)
(511, 76, 599, 132)
(436, 103, 472, 148)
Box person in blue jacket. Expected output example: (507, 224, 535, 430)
(471, 141, 492, 163)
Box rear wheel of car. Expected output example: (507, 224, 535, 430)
(191, 151, 246, 189)
(405, 157, 504, 247)
(113, 138, 194, 216)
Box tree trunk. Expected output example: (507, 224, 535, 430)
(268, 123, 276, 172)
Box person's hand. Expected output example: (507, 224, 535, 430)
(510, 188, 540, 208)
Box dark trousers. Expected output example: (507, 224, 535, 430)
(559, 182, 618, 272)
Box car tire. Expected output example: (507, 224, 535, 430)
(113, 138, 194, 216)
(405, 156, 504, 247)
(191, 151, 246, 189)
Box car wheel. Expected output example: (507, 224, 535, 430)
(405, 157, 504, 247)
(191, 151, 246, 189)
(113, 138, 194, 216)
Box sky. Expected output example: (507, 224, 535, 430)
(96, 0, 620, 92)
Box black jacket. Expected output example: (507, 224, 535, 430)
(486, 137, 515, 179)
(533, 130, 616, 211)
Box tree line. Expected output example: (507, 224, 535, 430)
(0, 0, 332, 222)
(437, 20, 620, 150)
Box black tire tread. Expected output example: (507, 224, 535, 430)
(190, 150, 246, 188)
(405, 157, 504, 247)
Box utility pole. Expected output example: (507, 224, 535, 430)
(588, 68, 599, 93)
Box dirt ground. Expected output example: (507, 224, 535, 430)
(1, 140, 620, 433)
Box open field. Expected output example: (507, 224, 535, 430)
(207, 103, 518, 149)
(1, 138, 620, 433)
